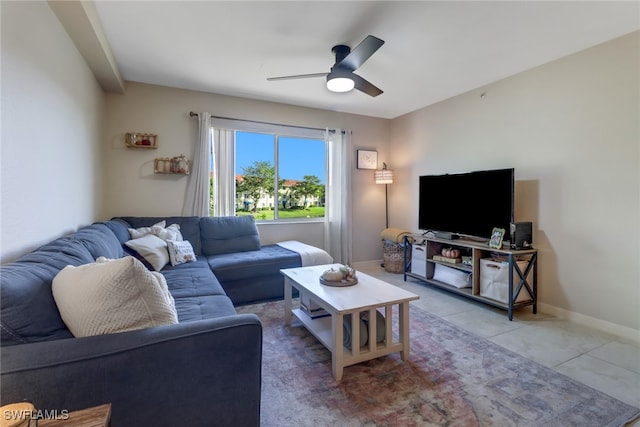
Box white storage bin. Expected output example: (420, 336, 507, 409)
(480, 258, 532, 303)
(432, 264, 471, 288)
(411, 245, 426, 277)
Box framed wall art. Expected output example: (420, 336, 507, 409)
(357, 149, 378, 170)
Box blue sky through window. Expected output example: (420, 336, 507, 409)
(235, 131, 325, 183)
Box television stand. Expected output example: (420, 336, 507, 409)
(460, 234, 488, 243)
(433, 231, 459, 240)
(403, 234, 537, 320)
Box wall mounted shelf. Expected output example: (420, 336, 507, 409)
(125, 132, 157, 149)
(154, 155, 190, 175)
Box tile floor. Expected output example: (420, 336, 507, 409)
(354, 261, 640, 421)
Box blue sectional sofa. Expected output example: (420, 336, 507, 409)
(0, 215, 314, 427)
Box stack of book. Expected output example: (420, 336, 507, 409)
(300, 294, 329, 318)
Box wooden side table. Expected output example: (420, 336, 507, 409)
(38, 404, 111, 427)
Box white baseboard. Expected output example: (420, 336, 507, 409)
(538, 302, 640, 344)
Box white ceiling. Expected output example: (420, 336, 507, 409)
(92, 1, 639, 119)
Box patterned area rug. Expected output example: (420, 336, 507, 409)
(237, 300, 640, 427)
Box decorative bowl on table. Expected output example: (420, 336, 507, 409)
(320, 266, 358, 287)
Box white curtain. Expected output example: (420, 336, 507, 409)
(182, 112, 212, 216)
(324, 129, 353, 264)
(212, 128, 235, 216)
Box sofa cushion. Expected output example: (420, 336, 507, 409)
(115, 217, 202, 255)
(0, 238, 94, 346)
(71, 223, 125, 260)
(173, 295, 236, 322)
(200, 216, 260, 255)
(125, 234, 170, 271)
(103, 219, 133, 244)
(208, 244, 301, 282)
(52, 256, 178, 337)
(161, 260, 226, 299)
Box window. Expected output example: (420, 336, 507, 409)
(215, 130, 326, 221)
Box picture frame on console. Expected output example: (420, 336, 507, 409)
(489, 227, 505, 249)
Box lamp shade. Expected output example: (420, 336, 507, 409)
(326, 70, 355, 93)
(375, 169, 394, 184)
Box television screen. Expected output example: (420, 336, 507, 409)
(418, 168, 514, 239)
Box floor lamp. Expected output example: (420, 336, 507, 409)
(375, 162, 394, 229)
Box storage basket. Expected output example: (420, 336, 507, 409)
(479, 258, 532, 303)
(382, 240, 410, 273)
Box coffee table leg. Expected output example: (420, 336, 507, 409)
(332, 313, 344, 381)
(399, 302, 410, 361)
(284, 278, 292, 326)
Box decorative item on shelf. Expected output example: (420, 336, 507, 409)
(433, 255, 461, 265)
(489, 227, 506, 249)
(440, 247, 460, 258)
(125, 132, 158, 149)
(171, 154, 190, 174)
(154, 157, 173, 174)
(154, 156, 191, 175)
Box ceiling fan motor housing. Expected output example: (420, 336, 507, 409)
(331, 45, 352, 68)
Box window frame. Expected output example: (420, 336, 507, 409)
(211, 118, 326, 223)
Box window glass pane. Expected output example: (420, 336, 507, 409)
(278, 137, 325, 219)
(235, 131, 276, 220)
(231, 131, 326, 221)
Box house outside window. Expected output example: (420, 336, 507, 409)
(214, 130, 326, 221)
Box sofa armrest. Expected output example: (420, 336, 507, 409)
(1, 314, 262, 427)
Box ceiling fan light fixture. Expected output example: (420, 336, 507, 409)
(326, 73, 355, 93)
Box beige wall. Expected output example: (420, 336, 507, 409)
(390, 32, 640, 337)
(102, 82, 390, 262)
(3, 2, 637, 337)
(0, 1, 104, 263)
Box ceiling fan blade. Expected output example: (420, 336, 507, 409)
(351, 73, 383, 97)
(267, 72, 328, 81)
(337, 35, 385, 71)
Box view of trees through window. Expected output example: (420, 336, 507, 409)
(211, 130, 326, 220)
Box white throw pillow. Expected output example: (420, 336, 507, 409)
(167, 240, 196, 266)
(128, 220, 166, 239)
(157, 223, 183, 242)
(125, 234, 170, 271)
(52, 256, 178, 338)
(129, 221, 183, 242)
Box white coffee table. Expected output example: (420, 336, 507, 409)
(281, 264, 419, 381)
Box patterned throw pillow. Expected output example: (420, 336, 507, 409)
(167, 240, 196, 266)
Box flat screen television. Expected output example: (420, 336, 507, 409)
(418, 168, 514, 240)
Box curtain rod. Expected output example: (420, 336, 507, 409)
(189, 111, 340, 134)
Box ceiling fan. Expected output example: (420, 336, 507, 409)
(267, 35, 385, 97)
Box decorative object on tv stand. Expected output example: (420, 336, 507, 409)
(489, 227, 506, 249)
(125, 132, 158, 149)
(154, 155, 191, 175)
(357, 149, 377, 170)
(375, 162, 394, 228)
